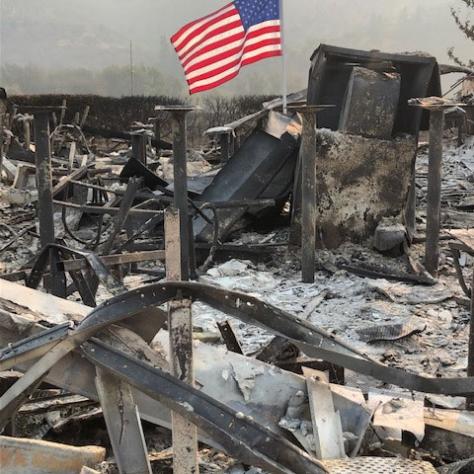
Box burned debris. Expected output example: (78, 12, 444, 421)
(1, 44, 474, 474)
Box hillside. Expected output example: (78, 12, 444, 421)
(0, 0, 471, 95)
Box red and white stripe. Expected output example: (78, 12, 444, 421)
(171, 3, 281, 94)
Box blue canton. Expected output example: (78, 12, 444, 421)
(233, 0, 280, 31)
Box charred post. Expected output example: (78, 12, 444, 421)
(156, 105, 195, 281)
(425, 109, 445, 277)
(289, 104, 332, 283)
(25, 106, 67, 296)
(131, 130, 147, 165)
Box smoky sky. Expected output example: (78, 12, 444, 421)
(0, 0, 471, 95)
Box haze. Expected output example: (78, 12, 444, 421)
(0, 0, 471, 96)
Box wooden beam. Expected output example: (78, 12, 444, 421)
(165, 207, 199, 474)
(59, 251, 165, 272)
(54, 200, 162, 217)
(52, 166, 88, 197)
(95, 368, 152, 474)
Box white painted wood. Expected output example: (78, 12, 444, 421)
(303, 367, 346, 460)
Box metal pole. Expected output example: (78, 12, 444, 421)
(32, 109, 66, 296)
(130, 40, 135, 96)
(173, 112, 190, 280)
(425, 109, 445, 277)
(279, 0, 288, 114)
(156, 106, 195, 281)
(157, 105, 198, 474)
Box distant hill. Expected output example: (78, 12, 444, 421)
(0, 0, 471, 95)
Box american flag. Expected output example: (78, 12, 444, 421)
(171, 0, 282, 94)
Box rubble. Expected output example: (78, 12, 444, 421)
(1, 42, 474, 474)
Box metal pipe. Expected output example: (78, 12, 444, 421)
(425, 109, 445, 276)
(173, 113, 190, 280)
(156, 106, 196, 281)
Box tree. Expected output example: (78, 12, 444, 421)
(448, 0, 474, 69)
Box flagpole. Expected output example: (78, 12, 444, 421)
(280, 0, 288, 114)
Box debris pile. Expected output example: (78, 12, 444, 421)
(1, 45, 474, 473)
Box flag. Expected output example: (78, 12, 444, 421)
(171, 0, 282, 95)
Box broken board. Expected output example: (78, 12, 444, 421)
(303, 367, 345, 460)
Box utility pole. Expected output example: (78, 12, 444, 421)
(129, 40, 135, 96)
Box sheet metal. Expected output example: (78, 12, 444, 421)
(4, 282, 474, 397)
(193, 128, 299, 242)
(84, 338, 327, 474)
